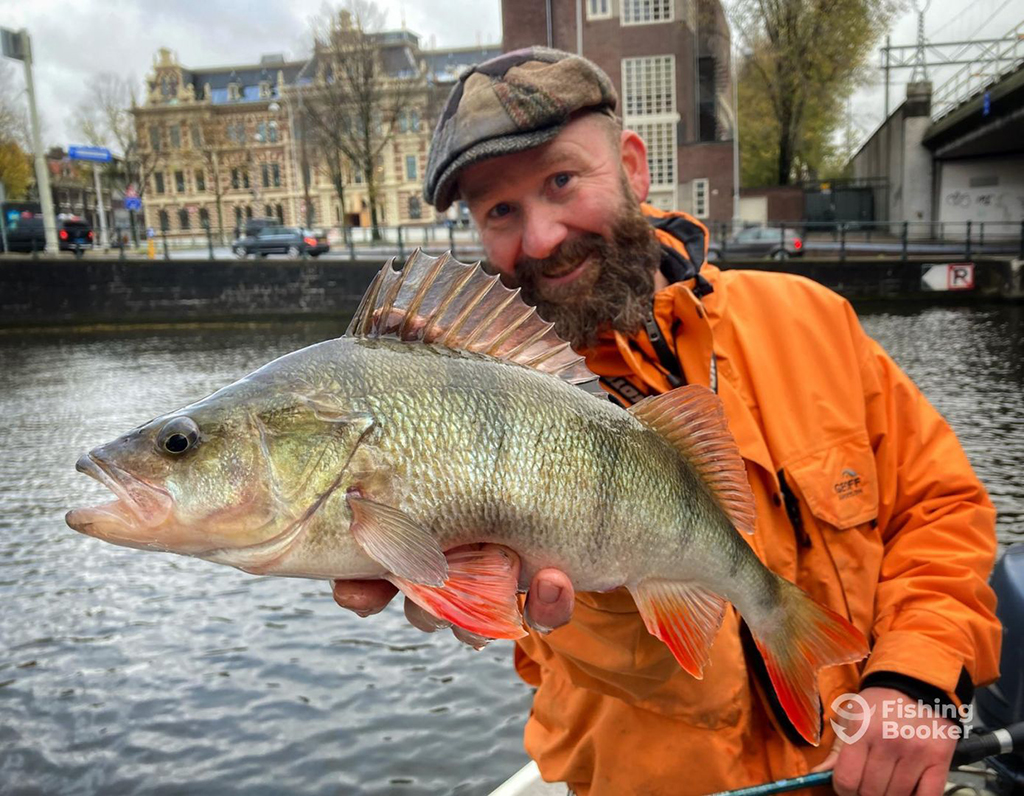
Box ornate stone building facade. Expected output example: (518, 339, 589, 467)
(133, 33, 500, 241)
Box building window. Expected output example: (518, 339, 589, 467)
(158, 209, 169, 231)
(154, 172, 165, 194)
(234, 206, 243, 226)
(261, 163, 270, 188)
(271, 163, 280, 187)
(227, 122, 246, 144)
(259, 81, 272, 99)
(268, 121, 279, 143)
(275, 203, 284, 222)
(178, 208, 190, 230)
(405, 155, 417, 181)
(174, 170, 185, 192)
(243, 169, 250, 189)
(195, 170, 205, 192)
(257, 122, 267, 142)
(149, 126, 161, 151)
(698, 56, 720, 142)
(692, 178, 709, 219)
(622, 55, 675, 117)
(408, 196, 422, 219)
(199, 207, 209, 227)
(169, 124, 181, 149)
(191, 124, 202, 148)
(231, 168, 240, 189)
(587, 0, 611, 19)
(265, 204, 273, 218)
(621, 0, 672, 24)
(245, 206, 253, 220)
(630, 120, 676, 187)
(228, 81, 241, 101)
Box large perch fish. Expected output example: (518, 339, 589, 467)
(67, 250, 867, 744)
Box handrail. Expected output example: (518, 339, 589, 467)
(931, 20, 1024, 121)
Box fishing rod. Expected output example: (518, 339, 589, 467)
(708, 721, 1024, 796)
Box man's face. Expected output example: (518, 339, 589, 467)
(458, 114, 662, 348)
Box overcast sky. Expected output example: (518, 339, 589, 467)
(0, 0, 1019, 151)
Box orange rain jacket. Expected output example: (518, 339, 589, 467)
(514, 205, 1002, 795)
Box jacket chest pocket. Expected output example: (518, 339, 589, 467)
(781, 433, 883, 634)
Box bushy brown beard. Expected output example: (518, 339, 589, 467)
(511, 196, 662, 349)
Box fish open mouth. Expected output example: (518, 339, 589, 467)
(65, 453, 174, 550)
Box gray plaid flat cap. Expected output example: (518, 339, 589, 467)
(423, 47, 618, 212)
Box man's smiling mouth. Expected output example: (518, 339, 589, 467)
(539, 255, 591, 286)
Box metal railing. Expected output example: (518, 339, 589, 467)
(931, 20, 1024, 121)
(706, 219, 1024, 262)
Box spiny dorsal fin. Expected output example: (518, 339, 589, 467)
(346, 249, 599, 392)
(629, 385, 756, 535)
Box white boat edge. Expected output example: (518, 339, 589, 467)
(489, 761, 566, 796)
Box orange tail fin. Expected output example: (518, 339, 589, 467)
(749, 578, 868, 745)
(388, 548, 526, 640)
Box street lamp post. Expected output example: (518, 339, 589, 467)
(2, 27, 59, 254)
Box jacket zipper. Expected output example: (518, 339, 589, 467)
(778, 471, 811, 547)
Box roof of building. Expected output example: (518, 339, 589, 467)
(422, 46, 503, 83)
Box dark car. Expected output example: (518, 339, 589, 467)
(233, 225, 329, 258)
(707, 225, 803, 262)
(1, 213, 94, 253)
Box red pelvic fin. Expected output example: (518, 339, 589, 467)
(750, 579, 869, 745)
(629, 579, 728, 679)
(389, 547, 526, 640)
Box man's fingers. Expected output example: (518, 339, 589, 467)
(831, 736, 869, 796)
(332, 579, 398, 616)
(808, 736, 842, 773)
(403, 596, 451, 632)
(913, 765, 949, 796)
(524, 568, 574, 632)
(451, 625, 493, 649)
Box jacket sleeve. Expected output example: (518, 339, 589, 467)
(854, 306, 1001, 702)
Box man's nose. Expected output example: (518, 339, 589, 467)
(520, 205, 568, 261)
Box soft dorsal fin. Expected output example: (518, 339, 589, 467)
(629, 385, 756, 535)
(347, 249, 599, 391)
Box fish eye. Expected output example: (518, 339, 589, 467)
(159, 417, 200, 455)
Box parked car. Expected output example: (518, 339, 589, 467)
(706, 226, 803, 262)
(233, 226, 330, 258)
(1, 213, 94, 253)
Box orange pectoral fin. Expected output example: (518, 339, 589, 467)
(388, 548, 527, 640)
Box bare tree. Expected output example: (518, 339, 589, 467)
(307, 1, 419, 240)
(187, 114, 230, 243)
(0, 62, 30, 148)
(72, 72, 160, 237)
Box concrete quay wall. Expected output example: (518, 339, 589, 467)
(1, 256, 1020, 329)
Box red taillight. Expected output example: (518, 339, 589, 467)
(303, 236, 316, 247)
(87, 230, 93, 240)
(793, 237, 802, 250)
(59, 229, 68, 240)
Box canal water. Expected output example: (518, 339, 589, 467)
(1, 304, 1021, 794)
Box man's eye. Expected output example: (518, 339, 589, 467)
(489, 202, 512, 219)
(553, 173, 572, 189)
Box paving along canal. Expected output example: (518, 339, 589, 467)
(1, 302, 1021, 795)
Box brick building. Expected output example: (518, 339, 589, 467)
(502, 0, 735, 222)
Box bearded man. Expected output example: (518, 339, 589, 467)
(332, 48, 1000, 796)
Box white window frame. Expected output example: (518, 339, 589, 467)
(621, 55, 676, 118)
(620, 0, 673, 25)
(405, 155, 418, 182)
(692, 178, 709, 219)
(586, 0, 612, 20)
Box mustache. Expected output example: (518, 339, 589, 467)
(513, 234, 606, 286)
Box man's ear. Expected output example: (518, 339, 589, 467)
(620, 129, 650, 203)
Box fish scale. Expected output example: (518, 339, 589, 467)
(66, 249, 868, 746)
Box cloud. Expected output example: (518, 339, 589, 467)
(0, 0, 501, 146)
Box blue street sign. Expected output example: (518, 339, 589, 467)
(124, 196, 142, 212)
(68, 145, 112, 163)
